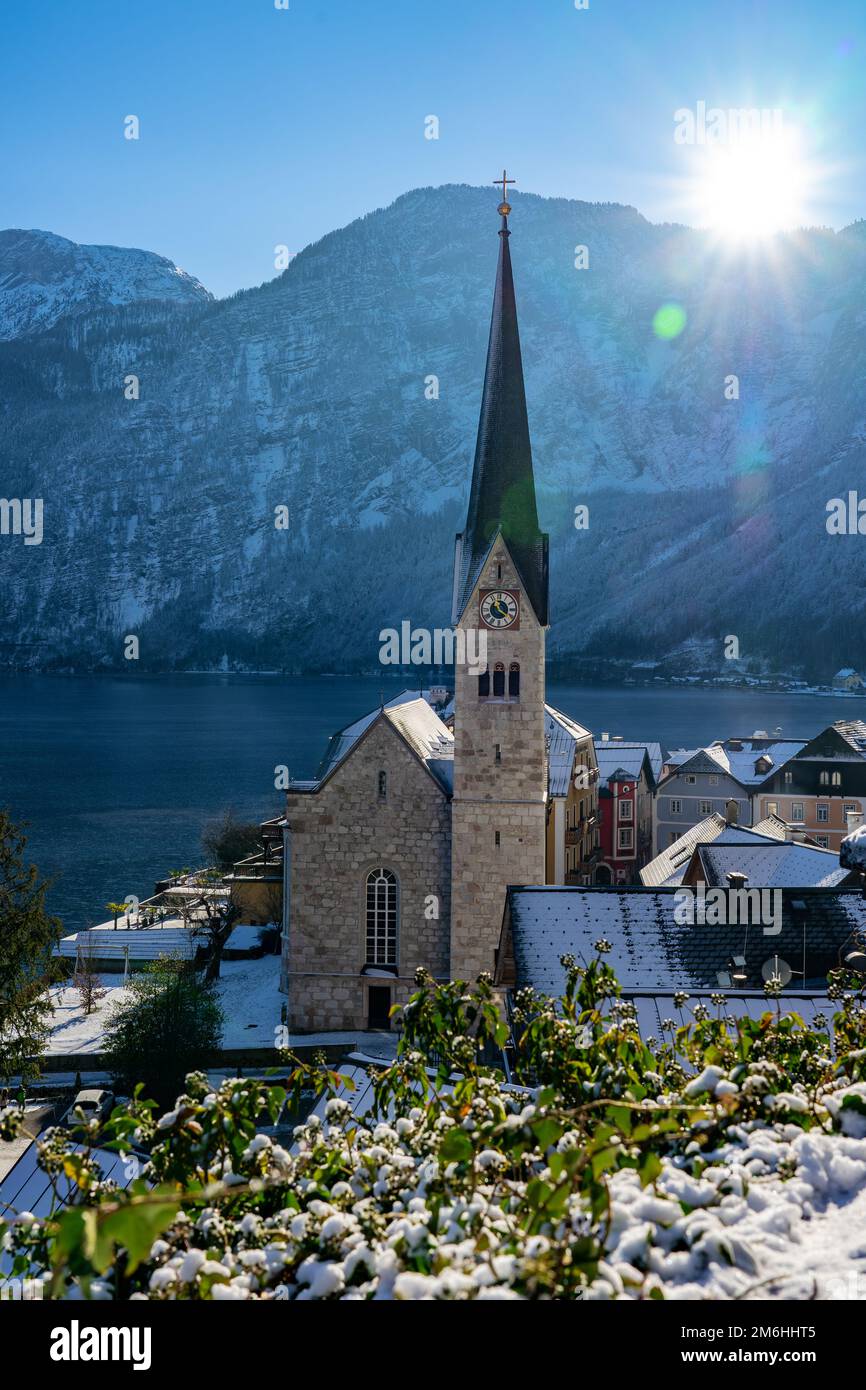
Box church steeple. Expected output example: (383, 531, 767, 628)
(452, 173, 549, 627)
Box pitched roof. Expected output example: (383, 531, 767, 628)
(452, 210, 548, 625)
(694, 841, 852, 890)
(639, 814, 788, 887)
(309, 692, 453, 794)
(545, 704, 592, 797)
(706, 738, 806, 785)
(501, 885, 866, 996)
(595, 740, 661, 788)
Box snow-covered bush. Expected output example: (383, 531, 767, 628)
(5, 951, 866, 1300)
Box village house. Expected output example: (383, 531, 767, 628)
(593, 736, 660, 883)
(752, 721, 866, 850)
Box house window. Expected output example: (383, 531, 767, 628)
(478, 669, 490, 698)
(816, 835, 829, 849)
(820, 771, 829, 786)
(817, 804, 829, 823)
(832, 771, 842, 788)
(669, 798, 682, 814)
(699, 800, 712, 816)
(784, 771, 793, 785)
(709, 775, 719, 786)
(492, 662, 505, 697)
(377, 770, 387, 800)
(766, 802, 778, 816)
(508, 662, 520, 698)
(791, 802, 804, 822)
(494, 743, 502, 764)
(669, 832, 679, 845)
(686, 775, 697, 785)
(618, 827, 633, 850)
(618, 800, 633, 821)
(365, 868, 397, 966)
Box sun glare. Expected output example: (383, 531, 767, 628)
(694, 129, 810, 239)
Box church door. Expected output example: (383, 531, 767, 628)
(367, 986, 392, 1030)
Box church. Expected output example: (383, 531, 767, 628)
(237, 181, 601, 1032)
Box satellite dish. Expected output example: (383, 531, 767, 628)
(761, 955, 792, 988)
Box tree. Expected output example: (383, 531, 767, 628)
(102, 955, 223, 1108)
(105, 901, 129, 930)
(72, 941, 106, 1018)
(201, 808, 261, 872)
(0, 811, 61, 1083)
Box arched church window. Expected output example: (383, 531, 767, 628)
(493, 662, 505, 697)
(508, 662, 520, 698)
(366, 868, 397, 966)
(478, 669, 490, 698)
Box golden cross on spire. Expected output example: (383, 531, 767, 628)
(495, 168, 516, 206)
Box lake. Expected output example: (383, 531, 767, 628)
(1, 672, 864, 932)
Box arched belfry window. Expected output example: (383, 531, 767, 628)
(366, 868, 397, 966)
(508, 662, 520, 698)
(493, 662, 506, 697)
(478, 668, 490, 698)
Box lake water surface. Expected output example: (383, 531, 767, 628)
(2, 673, 864, 931)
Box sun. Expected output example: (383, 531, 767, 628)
(694, 128, 810, 239)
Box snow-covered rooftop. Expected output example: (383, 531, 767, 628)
(299, 691, 454, 795)
(695, 841, 851, 890)
(502, 885, 866, 996)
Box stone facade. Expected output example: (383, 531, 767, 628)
(281, 716, 451, 1032)
(450, 537, 548, 983)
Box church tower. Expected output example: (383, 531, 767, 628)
(450, 176, 549, 983)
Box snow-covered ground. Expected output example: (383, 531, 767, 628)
(46, 957, 285, 1055)
(47, 977, 130, 1055)
(216, 956, 282, 1050)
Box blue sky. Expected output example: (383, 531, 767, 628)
(2, 0, 864, 296)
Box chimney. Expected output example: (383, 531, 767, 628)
(725, 798, 739, 826)
(726, 871, 749, 890)
(601, 732, 609, 742)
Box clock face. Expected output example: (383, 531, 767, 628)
(480, 589, 519, 629)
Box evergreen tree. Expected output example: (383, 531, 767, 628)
(0, 810, 61, 1082)
(102, 956, 223, 1107)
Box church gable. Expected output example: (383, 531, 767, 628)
(458, 531, 545, 634)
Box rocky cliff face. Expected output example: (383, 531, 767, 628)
(1, 188, 865, 678)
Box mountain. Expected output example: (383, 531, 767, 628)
(1, 185, 866, 680)
(0, 229, 211, 340)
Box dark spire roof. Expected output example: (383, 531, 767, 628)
(453, 198, 548, 625)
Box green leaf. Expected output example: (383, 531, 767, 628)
(439, 1128, 473, 1163)
(638, 1151, 662, 1188)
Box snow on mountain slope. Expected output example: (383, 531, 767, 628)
(1, 186, 866, 676)
(0, 229, 211, 339)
